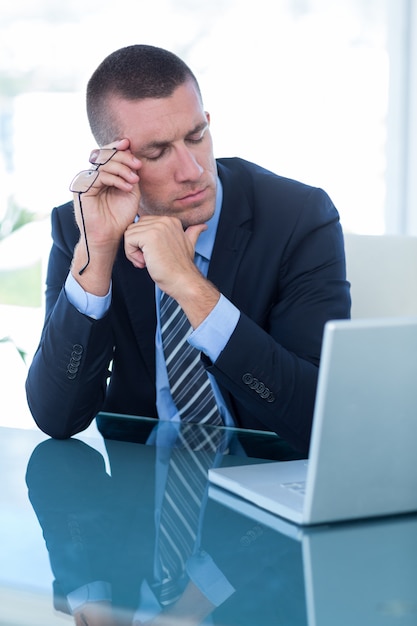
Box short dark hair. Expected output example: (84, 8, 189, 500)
(86, 44, 201, 145)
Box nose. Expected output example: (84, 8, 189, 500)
(174, 145, 203, 182)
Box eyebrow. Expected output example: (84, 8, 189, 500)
(137, 121, 208, 155)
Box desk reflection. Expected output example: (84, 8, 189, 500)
(210, 486, 417, 626)
(25, 423, 305, 625)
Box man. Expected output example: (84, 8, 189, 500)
(26, 44, 350, 455)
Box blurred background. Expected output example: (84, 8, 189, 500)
(1, 0, 416, 427)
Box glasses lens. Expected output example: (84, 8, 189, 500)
(69, 169, 99, 193)
(69, 148, 117, 193)
(89, 147, 117, 166)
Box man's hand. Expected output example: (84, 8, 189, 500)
(124, 216, 220, 328)
(73, 600, 128, 626)
(71, 138, 141, 295)
(124, 215, 204, 285)
(132, 580, 216, 626)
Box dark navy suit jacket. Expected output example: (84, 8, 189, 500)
(26, 158, 351, 454)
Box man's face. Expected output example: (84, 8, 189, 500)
(107, 80, 218, 228)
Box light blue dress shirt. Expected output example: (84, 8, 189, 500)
(65, 178, 240, 427)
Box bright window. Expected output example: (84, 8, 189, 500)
(0, 0, 415, 269)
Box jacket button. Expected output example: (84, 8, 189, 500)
(242, 373, 253, 385)
(260, 387, 270, 399)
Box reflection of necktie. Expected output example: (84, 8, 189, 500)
(160, 293, 223, 425)
(157, 423, 222, 606)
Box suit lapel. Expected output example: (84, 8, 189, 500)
(208, 160, 253, 297)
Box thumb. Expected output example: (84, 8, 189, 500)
(185, 223, 208, 249)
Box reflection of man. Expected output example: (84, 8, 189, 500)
(26, 44, 350, 456)
(26, 426, 306, 625)
(26, 426, 233, 625)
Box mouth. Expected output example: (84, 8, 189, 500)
(177, 186, 209, 205)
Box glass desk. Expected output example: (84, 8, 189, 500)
(1, 413, 416, 625)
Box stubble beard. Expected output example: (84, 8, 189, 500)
(139, 187, 217, 229)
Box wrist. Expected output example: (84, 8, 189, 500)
(175, 276, 220, 329)
(71, 241, 117, 296)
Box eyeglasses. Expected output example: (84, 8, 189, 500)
(69, 148, 117, 275)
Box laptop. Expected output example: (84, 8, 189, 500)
(209, 317, 417, 525)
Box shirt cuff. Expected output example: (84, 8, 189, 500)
(189, 294, 240, 362)
(65, 272, 111, 320)
(186, 550, 235, 607)
(66, 581, 112, 613)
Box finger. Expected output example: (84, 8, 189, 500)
(185, 223, 208, 249)
(89, 138, 132, 164)
(124, 232, 146, 268)
(93, 165, 140, 192)
(78, 158, 140, 196)
(128, 248, 147, 269)
(89, 148, 113, 165)
(100, 138, 130, 151)
(89, 138, 140, 170)
(74, 612, 88, 626)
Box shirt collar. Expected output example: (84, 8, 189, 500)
(195, 177, 223, 262)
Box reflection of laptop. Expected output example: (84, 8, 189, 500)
(209, 484, 417, 626)
(209, 317, 417, 525)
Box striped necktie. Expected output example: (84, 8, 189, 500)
(157, 423, 222, 605)
(160, 293, 223, 426)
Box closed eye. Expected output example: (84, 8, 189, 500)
(139, 122, 209, 161)
(186, 124, 208, 145)
(145, 148, 168, 161)
(186, 135, 204, 145)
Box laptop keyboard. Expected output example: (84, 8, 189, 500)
(281, 481, 306, 496)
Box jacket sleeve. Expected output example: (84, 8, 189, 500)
(26, 203, 114, 438)
(205, 182, 351, 455)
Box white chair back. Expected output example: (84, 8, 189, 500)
(343, 234, 417, 318)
